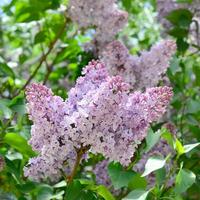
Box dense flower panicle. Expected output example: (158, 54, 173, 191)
(68, 0, 115, 28)
(25, 84, 77, 181)
(25, 84, 68, 152)
(24, 139, 76, 182)
(144, 87, 173, 122)
(101, 40, 176, 90)
(125, 86, 173, 127)
(68, 0, 128, 50)
(134, 40, 177, 89)
(67, 60, 108, 109)
(101, 40, 137, 87)
(24, 61, 172, 181)
(95, 9, 128, 45)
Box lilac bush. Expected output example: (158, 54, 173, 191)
(1, 0, 200, 199)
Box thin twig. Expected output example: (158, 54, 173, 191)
(40, 43, 54, 85)
(13, 18, 68, 97)
(67, 145, 90, 183)
(43, 65, 53, 85)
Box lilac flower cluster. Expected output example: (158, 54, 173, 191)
(24, 84, 76, 181)
(101, 40, 176, 90)
(68, 0, 128, 50)
(24, 61, 172, 181)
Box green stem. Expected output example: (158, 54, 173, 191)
(67, 145, 90, 184)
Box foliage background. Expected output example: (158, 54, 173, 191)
(0, 0, 200, 199)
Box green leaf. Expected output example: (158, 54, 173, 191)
(4, 157, 21, 183)
(9, 95, 26, 115)
(183, 143, 200, 154)
(0, 57, 15, 78)
(79, 179, 94, 186)
(193, 64, 200, 86)
(175, 139, 185, 156)
(6, 152, 23, 161)
(65, 180, 97, 200)
(141, 156, 166, 177)
(162, 130, 174, 148)
(16, 182, 37, 193)
(186, 99, 200, 114)
(128, 173, 147, 190)
(37, 185, 53, 200)
(169, 56, 181, 75)
(155, 168, 166, 186)
(34, 31, 47, 44)
(176, 38, 189, 52)
(168, 27, 189, 38)
(166, 9, 193, 28)
(78, 179, 115, 200)
(122, 189, 149, 200)
(175, 168, 196, 194)
(0, 191, 17, 200)
(51, 191, 65, 199)
(15, 0, 60, 22)
(37, 185, 64, 200)
(4, 133, 36, 158)
(53, 180, 67, 188)
(176, 0, 192, 3)
(0, 99, 12, 119)
(122, 0, 132, 11)
(92, 185, 115, 200)
(145, 128, 163, 152)
(108, 162, 135, 190)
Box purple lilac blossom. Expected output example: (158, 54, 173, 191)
(68, 0, 128, 52)
(101, 40, 176, 90)
(24, 61, 172, 181)
(93, 160, 111, 187)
